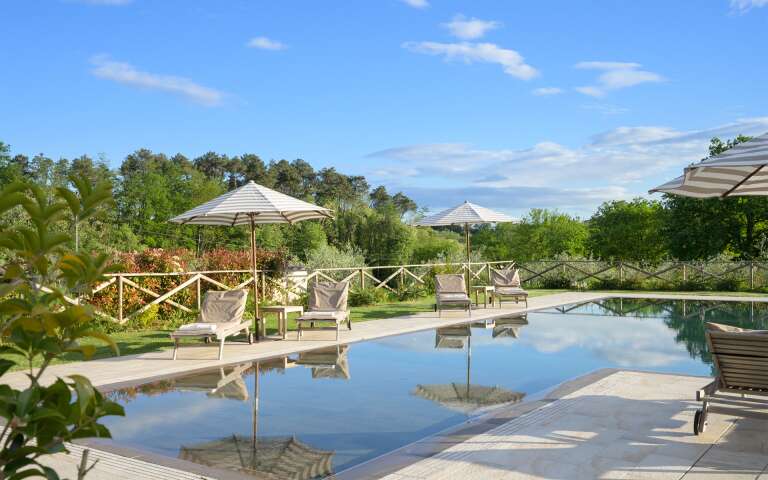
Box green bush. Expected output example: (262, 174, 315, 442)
(674, 278, 709, 291)
(541, 275, 574, 289)
(349, 287, 389, 307)
(713, 277, 744, 292)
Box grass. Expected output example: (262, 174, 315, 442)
(4, 287, 764, 371)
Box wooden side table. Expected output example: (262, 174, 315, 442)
(261, 305, 304, 339)
(470, 285, 495, 308)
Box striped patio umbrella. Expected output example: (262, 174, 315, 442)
(416, 201, 514, 262)
(650, 132, 768, 198)
(170, 181, 333, 340)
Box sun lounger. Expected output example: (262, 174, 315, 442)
(435, 274, 471, 316)
(170, 289, 251, 360)
(693, 322, 768, 435)
(296, 281, 351, 340)
(491, 268, 528, 308)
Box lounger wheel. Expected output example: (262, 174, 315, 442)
(693, 407, 708, 435)
(248, 332, 254, 344)
(204, 336, 211, 344)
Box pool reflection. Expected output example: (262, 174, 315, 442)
(104, 299, 768, 477)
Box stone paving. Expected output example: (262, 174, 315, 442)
(10, 290, 768, 479)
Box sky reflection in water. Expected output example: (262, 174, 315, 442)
(103, 298, 768, 477)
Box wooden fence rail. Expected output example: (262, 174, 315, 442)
(60, 259, 768, 324)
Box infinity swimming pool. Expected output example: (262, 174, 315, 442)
(100, 298, 768, 479)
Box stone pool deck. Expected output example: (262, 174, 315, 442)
(8, 291, 768, 479)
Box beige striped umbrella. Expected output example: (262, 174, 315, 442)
(170, 181, 333, 340)
(650, 132, 768, 198)
(416, 201, 514, 267)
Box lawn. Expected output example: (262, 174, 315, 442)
(4, 288, 765, 370)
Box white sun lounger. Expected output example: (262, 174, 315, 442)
(170, 289, 252, 360)
(435, 274, 471, 316)
(491, 268, 528, 308)
(296, 281, 351, 340)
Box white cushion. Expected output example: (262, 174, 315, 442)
(496, 287, 527, 296)
(178, 322, 217, 334)
(297, 311, 348, 322)
(438, 293, 470, 302)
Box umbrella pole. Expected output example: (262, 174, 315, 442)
(250, 218, 260, 341)
(464, 223, 471, 292)
(251, 361, 259, 468)
(466, 335, 471, 399)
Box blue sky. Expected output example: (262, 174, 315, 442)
(2, 0, 767, 218)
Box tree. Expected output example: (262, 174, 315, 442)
(473, 209, 588, 261)
(588, 198, 667, 262)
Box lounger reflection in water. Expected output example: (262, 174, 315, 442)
(173, 363, 251, 401)
(296, 345, 350, 380)
(492, 314, 529, 339)
(435, 325, 471, 349)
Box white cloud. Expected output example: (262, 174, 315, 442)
(532, 87, 563, 96)
(402, 41, 538, 80)
(90, 55, 224, 106)
(366, 117, 768, 215)
(401, 0, 429, 8)
(575, 61, 663, 97)
(246, 36, 287, 51)
(731, 0, 768, 11)
(442, 15, 500, 40)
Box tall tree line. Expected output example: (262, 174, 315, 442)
(2, 136, 766, 266)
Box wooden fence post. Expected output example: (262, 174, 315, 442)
(618, 262, 624, 283)
(196, 275, 202, 309)
(682, 263, 687, 282)
(360, 268, 365, 290)
(399, 267, 405, 292)
(117, 275, 124, 324)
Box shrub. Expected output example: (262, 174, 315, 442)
(713, 277, 744, 292)
(304, 243, 365, 270)
(0, 179, 124, 478)
(541, 275, 574, 289)
(349, 287, 389, 307)
(674, 278, 709, 291)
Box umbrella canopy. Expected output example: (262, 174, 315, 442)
(650, 132, 768, 198)
(170, 180, 333, 225)
(416, 202, 514, 287)
(416, 201, 513, 227)
(179, 435, 334, 480)
(170, 181, 332, 340)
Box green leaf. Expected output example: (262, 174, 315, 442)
(79, 330, 119, 356)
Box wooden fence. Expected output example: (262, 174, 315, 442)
(68, 259, 768, 324)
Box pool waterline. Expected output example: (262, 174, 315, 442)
(99, 297, 768, 479)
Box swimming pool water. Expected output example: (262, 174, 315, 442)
(101, 298, 768, 478)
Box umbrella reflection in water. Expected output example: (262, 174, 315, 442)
(414, 324, 526, 414)
(176, 360, 335, 479)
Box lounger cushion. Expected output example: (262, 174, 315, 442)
(438, 293, 470, 302)
(492, 269, 522, 288)
(297, 310, 348, 322)
(707, 322, 768, 334)
(495, 287, 528, 296)
(200, 290, 248, 324)
(174, 322, 218, 335)
(435, 274, 466, 294)
(309, 282, 349, 311)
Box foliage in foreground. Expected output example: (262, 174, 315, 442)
(0, 179, 124, 479)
